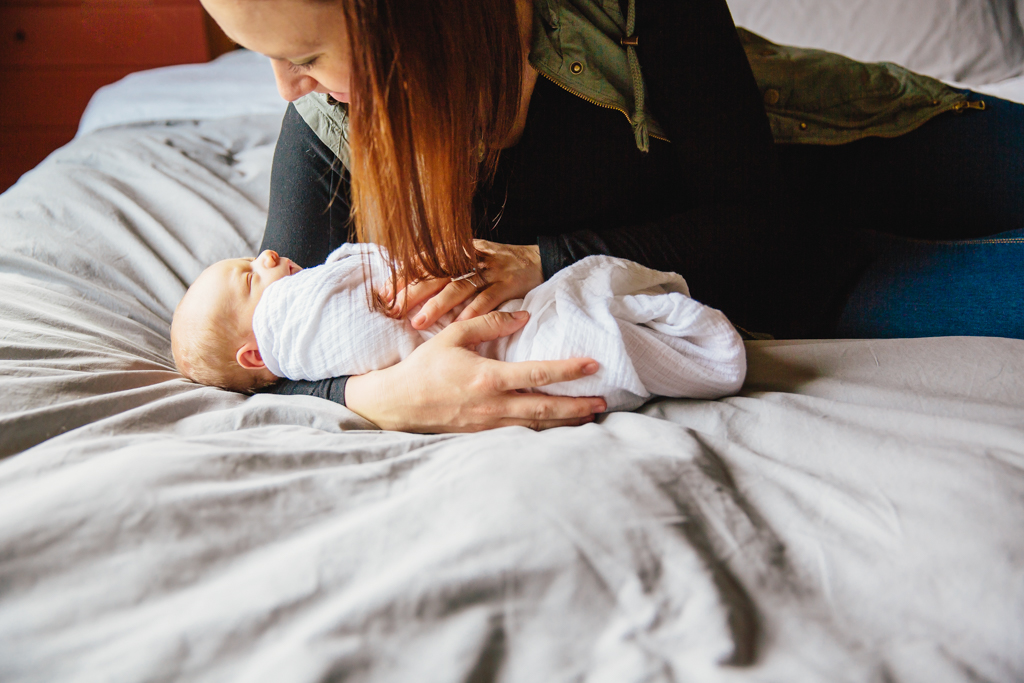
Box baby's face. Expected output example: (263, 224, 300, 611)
(196, 249, 302, 331)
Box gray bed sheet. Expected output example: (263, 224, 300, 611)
(0, 116, 1021, 682)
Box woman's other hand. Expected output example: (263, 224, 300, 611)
(344, 310, 606, 432)
(389, 239, 544, 330)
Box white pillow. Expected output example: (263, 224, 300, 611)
(77, 50, 286, 137)
(726, 0, 1024, 85)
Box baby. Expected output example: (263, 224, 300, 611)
(171, 244, 747, 412)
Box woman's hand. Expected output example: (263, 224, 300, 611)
(389, 239, 544, 330)
(344, 310, 606, 433)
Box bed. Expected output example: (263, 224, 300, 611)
(1, 3, 1022, 681)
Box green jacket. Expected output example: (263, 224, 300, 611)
(295, 0, 973, 161)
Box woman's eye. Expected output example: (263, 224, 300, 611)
(288, 58, 317, 72)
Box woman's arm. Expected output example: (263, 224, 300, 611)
(258, 103, 355, 403)
(261, 104, 351, 268)
(538, 0, 804, 336)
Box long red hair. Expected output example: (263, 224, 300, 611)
(341, 0, 523, 301)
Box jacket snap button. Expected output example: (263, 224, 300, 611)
(763, 89, 780, 106)
(570, 61, 584, 75)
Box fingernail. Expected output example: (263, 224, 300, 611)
(512, 310, 529, 320)
(581, 415, 595, 424)
(583, 362, 599, 375)
(412, 314, 426, 327)
(593, 400, 606, 413)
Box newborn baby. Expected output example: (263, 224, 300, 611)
(171, 244, 746, 411)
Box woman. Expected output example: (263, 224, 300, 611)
(200, 0, 1024, 432)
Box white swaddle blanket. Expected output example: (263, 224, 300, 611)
(252, 244, 745, 411)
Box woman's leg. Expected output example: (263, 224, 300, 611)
(778, 92, 1024, 240)
(262, 103, 351, 268)
(777, 93, 1024, 338)
(835, 229, 1024, 338)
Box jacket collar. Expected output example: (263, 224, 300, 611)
(529, 0, 667, 146)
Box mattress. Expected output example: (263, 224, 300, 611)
(1, 43, 1022, 683)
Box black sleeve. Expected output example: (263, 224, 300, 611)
(258, 375, 349, 404)
(258, 103, 354, 405)
(261, 103, 352, 268)
(543, 0, 806, 335)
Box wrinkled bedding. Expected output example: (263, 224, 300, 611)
(1, 58, 1023, 683)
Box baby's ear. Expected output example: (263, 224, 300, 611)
(237, 340, 266, 370)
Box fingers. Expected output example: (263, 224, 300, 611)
(491, 355, 604, 395)
(493, 393, 607, 429)
(453, 284, 506, 322)
(389, 277, 447, 316)
(499, 415, 598, 431)
(347, 311, 606, 433)
(438, 310, 531, 346)
(411, 278, 485, 329)
(439, 312, 604, 397)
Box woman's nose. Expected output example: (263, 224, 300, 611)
(270, 61, 318, 102)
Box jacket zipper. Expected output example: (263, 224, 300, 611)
(537, 71, 670, 142)
(951, 99, 986, 113)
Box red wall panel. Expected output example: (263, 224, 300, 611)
(0, 0, 215, 192)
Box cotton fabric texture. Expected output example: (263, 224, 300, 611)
(252, 244, 746, 411)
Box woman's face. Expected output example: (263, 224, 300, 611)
(201, 0, 353, 102)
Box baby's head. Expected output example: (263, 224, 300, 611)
(171, 250, 301, 393)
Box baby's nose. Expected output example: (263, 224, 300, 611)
(260, 250, 279, 267)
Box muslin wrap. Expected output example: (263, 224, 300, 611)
(252, 244, 745, 411)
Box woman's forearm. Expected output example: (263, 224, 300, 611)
(538, 204, 798, 335)
(533, 0, 795, 333)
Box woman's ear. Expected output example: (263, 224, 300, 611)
(236, 340, 266, 370)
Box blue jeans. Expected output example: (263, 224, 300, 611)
(836, 229, 1024, 338)
(777, 91, 1024, 339)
